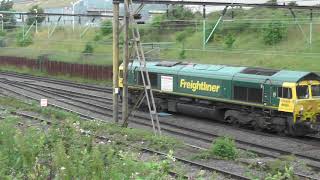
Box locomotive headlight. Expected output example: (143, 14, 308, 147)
(299, 107, 304, 115)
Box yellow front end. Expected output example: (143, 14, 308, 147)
(292, 81, 320, 125)
(278, 81, 320, 125)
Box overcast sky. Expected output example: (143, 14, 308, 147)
(185, 0, 319, 12)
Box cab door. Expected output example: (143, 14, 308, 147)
(278, 84, 295, 113)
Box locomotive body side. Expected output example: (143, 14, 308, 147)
(119, 61, 320, 136)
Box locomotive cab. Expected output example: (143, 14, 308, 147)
(278, 80, 320, 133)
(293, 81, 320, 130)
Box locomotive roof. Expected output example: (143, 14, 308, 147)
(129, 61, 320, 85)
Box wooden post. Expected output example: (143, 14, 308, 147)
(122, 0, 130, 125)
(113, 1, 120, 123)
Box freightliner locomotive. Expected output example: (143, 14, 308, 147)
(119, 61, 320, 136)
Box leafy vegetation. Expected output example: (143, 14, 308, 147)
(100, 20, 113, 36)
(265, 166, 296, 180)
(167, 5, 195, 20)
(224, 33, 236, 48)
(210, 137, 238, 160)
(0, 96, 182, 179)
(0, 0, 16, 29)
(264, 155, 298, 180)
(192, 136, 238, 160)
(16, 30, 33, 47)
(262, 21, 287, 45)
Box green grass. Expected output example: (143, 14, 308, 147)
(1, 26, 113, 65)
(143, 8, 320, 72)
(2, 7, 320, 72)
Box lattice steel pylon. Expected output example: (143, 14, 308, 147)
(124, 0, 161, 135)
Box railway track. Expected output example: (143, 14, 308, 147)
(0, 72, 319, 179)
(0, 71, 112, 93)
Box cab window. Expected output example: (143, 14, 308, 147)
(119, 70, 123, 78)
(277, 87, 292, 99)
(296, 85, 309, 99)
(311, 85, 320, 97)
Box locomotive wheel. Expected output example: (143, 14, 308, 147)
(226, 116, 240, 127)
(251, 121, 262, 132)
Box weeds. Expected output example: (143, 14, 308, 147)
(210, 136, 238, 160)
(192, 136, 238, 160)
(0, 113, 176, 179)
(0, 96, 184, 178)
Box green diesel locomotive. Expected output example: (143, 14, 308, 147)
(119, 61, 320, 136)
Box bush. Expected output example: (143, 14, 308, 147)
(83, 43, 94, 54)
(16, 31, 33, 47)
(167, 5, 195, 20)
(210, 137, 237, 160)
(101, 20, 112, 36)
(262, 21, 287, 45)
(224, 33, 236, 48)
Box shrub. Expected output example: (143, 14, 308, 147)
(224, 33, 236, 48)
(210, 137, 237, 160)
(101, 20, 112, 36)
(83, 43, 94, 54)
(16, 31, 33, 47)
(167, 5, 195, 20)
(262, 21, 287, 45)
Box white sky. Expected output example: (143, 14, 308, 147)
(185, 0, 319, 12)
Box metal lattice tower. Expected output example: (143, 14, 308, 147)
(124, 0, 161, 135)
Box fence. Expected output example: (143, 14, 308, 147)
(0, 56, 113, 80)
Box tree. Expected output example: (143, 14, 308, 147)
(167, 5, 195, 20)
(26, 5, 45, 26)
(0, 0, 16, 29)
(176, 31, 188, 59)
(100, 20, 112, 36)
(262, 21, 287, 45)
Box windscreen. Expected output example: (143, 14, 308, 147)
(311, 85, 320, 97)
(296, 85, 309, 99)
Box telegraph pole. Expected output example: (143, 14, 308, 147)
(113, 1, 120, 123)
(122, 0, 130, 126)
